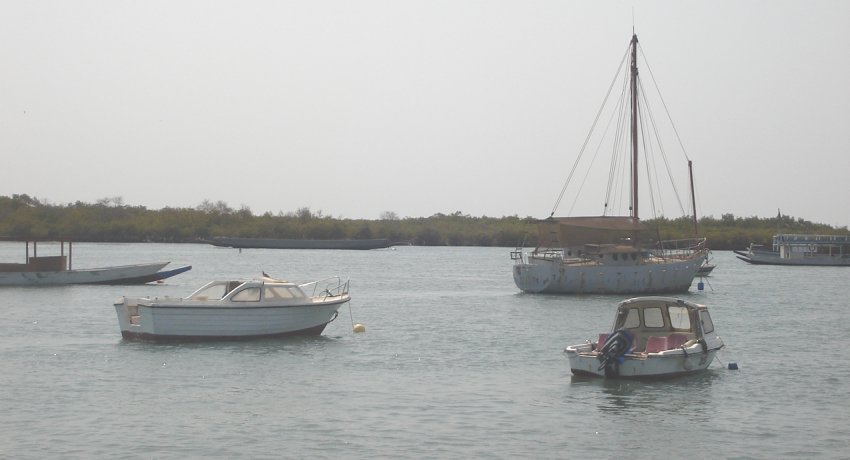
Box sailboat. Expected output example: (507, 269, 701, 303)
(511, 33, 708, 294)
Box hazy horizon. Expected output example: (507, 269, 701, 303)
(2, 1, 848, 226)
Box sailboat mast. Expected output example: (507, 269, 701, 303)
(688, 160, 698, 235)
(630, 34, 639, 219)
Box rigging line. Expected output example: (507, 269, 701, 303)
(691, 177, 700, 222)
(567, 79, 627, 217)
(638, 96, 660, 220)
(638, 79, 687, 216)
(605, 69, 631, 218)
(600, 67, 628, 217)
(638, 43, 691, 162)
(611, 77, 632, 216)
(600, 64, 628, 216)
(550, 43, 631, 217)
(645, 126, 663, 218)
(643, 77, 687, 215)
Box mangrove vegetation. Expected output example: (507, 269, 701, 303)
(0, 194, 847, 250)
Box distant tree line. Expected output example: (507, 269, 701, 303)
(650, 213, 846, 250)
(0, 194, 846, 249)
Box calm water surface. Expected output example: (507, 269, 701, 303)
(1, 243, 849, 459)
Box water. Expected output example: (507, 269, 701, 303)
(1, 243, 849, 459)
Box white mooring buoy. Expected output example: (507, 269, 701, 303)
(353, 323, 366, 333)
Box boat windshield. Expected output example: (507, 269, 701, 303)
(669, 305, 691, 330)
(700, 310, 715, 334)
(644, 307, 664, 328)
(231, 287, 261, 302)
(615, 303, 694, 332)
(620, 309, 641, 328)
(263, 285, 306, 300)
(189, 282, 230, 300)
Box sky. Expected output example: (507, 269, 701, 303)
(1, 1, 849, 226)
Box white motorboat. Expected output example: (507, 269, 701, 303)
(0, 238, 190, 286)
(510, 33, 708, 294)
(114, 275, 350, 341)
(564, 297, 724, 379)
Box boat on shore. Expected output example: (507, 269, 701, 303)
(0, 238, 191, 286)
(735, 234, 850, 266)
(205, 236, 392, 250)
(114, 275, 350, 342)
(564, 297, 724, 379)
(510, 33, 707, 294)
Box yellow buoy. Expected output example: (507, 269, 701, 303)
(353, 323, 366, 333)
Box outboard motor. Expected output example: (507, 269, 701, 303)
(597, 329, 633, 377)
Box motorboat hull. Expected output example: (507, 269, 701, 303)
(0, 262, 190, 286)
(735, 251, 850, 266)
(565, 344, 721, 379)
(114, 298, 348, 342)
(513, 256, 705, 294)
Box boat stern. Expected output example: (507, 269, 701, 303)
(113, 297, 146, 337)
(564, 343, 606, 377)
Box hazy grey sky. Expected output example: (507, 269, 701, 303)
(2, 1, 848, 226)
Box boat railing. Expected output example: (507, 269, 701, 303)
(510, 248, 525, 263)
(510, 233, 537, 263)
(530, 248, 566, 262)
(512, 247, 566, 263)
(652, 237, 707, 259)
(775, 234, 850, 245)
(300, 277, 350, 298)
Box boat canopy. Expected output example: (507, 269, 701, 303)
(187, 279, 308, 302)
(612, 297, 711, 351)
(536, 216, 648, 248)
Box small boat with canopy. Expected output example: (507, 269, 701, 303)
(564, 297, 724, 379)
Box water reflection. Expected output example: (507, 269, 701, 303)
(115, 334, 342, 356)
(569, 369, 724, 418)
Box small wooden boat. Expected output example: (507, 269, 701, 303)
(114, 275, 350, 342)
(697, 259, 716, 276)
(564, 297, 724, 379)
(0, 238, 191, 286)
(205, 236, 392, 250)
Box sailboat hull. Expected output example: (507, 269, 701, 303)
(513, 255, 705, 294)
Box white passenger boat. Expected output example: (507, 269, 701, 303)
(114, 276, 350, 342)
(0, 238, 190, 286)
(564, 297, 724, 379)
(510, 33, 707, 294)
(734, 234, 850, 266)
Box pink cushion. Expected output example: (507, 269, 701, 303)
(645, 336, 669, 353)
(667, 333, 689, 349)
(597, 333, 609, 350)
